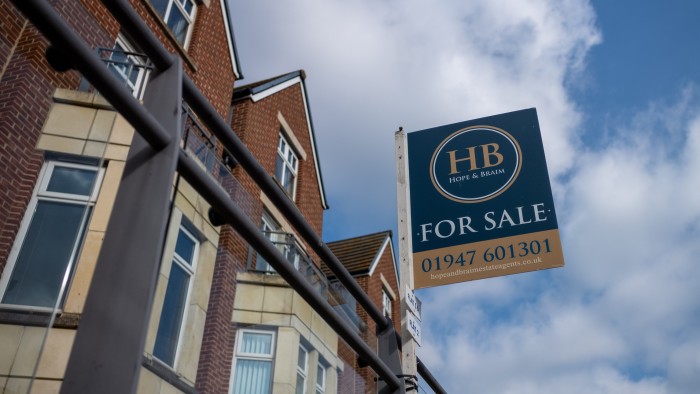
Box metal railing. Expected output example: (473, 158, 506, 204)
(250, 231, 363, 331)
(80, 47, 151, 98)
(9, 0, 408, 391)
(180, 104, 259, 221)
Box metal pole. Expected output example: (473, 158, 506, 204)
(9, 0, 402, 388)
(61, 59, 183, 393)
(177, 152, 403, 390)
(376, 318, 406, 394)
(8, 0, 171, 150)
(99, 0, 392, 331)
(417, 357, 448, 394)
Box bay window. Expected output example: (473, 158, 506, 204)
(231, 329, 275, 394)
(296, 345, 309, 394)
(315, 363, 326, 394)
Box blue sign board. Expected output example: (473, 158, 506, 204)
(407, 108, 564, 288)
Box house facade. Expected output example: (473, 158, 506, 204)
(0, 0, 241, 392)
(200, 71, 344, 394)
(326, 231, 401, 394)
(0, 1, 400, 394)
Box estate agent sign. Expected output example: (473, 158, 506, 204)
(407, 108, 564, 289)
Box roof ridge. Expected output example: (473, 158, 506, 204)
(326, 229, 392, 245)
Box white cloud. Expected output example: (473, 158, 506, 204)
(231, 1, 700, 392)
(232, 0, 600, 237)
(419, 92, 700, 392)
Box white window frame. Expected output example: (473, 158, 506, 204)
(275, 133, 299, 200)
(0, 160, 104, 311)
(296, 344, 309, 394)
(108, 35, 149, 100)
(153, 223, 199, 368)
(257, 212, 282, 272)
(315, 363, 326, 394)
(154, 0, 197, 49)
(230, 329, 276, 394)
(382, 288, 393, 319)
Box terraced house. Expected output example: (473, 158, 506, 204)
(0, 1, 403, 393)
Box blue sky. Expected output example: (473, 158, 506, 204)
(230, 1, 700, 392)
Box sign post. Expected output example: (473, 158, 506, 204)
(406, 108, 564, 289)
(395, 128, 418, 380)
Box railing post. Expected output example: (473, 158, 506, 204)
(377, 318, 407, 394)
(61, 58, 183, 393)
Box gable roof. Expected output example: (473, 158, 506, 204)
(233, 70, 328, 209)
(325, 230, 396, 278)
(220, 0, 243, 79)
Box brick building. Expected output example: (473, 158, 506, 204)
(0, 1, 399, 393)
(204, 71, 345, 394)
(0, 0, 240, 392)
(326, 231, 401, 394)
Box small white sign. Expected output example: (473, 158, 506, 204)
(406, 311, 422, 346)
(405, 285, 422, 320)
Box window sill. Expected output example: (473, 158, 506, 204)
(142, 355, 197, 394)
(0, 308, 80, 329)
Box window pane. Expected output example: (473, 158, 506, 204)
(2, 201, 89, 307)
(297, 347, 306, 369)
(46, 166, 97, 196)
(286, 172, 296, 195)
(166, 7, 190, 45)
(275, 155, 285, 182)
(174, 229, 196, 264)
(233, 359, 271, 394)
(107, 42, 143, 95)
(182, 0, 195, 14)
(150, 0, 168, 16)
(241, 332, 273, 355)
(317, 365, 325, 386)
(153, 263, 190, 365)
(295, 373, 305, 394)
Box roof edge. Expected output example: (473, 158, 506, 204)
(231, 70, 328, 209)
(220, 0, 243, 79)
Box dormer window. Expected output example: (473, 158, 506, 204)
(151, 0, 197, 48)
(275, 133, 299, 199)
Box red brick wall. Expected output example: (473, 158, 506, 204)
(195, 225, 248, 393)
(371, 248, 401, 332)
(126, 0, 236, 118)
(198, 79, 330, 393)
(231, 82, 325, 255)
(0, 0, 113, 271)
(337, 243, 401, 394)
(0, 0, 237, 270)
(1, 2, 238, 393)
(238, 84, 324, 233)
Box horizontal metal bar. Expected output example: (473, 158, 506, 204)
(24, 0, 398, 384)
(101, 0, 391, 333)
(417, 357, 447, 394)
(176, 151, 402, 390)
(9, 0, 171, 150)
(182, 53, 391, 332)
